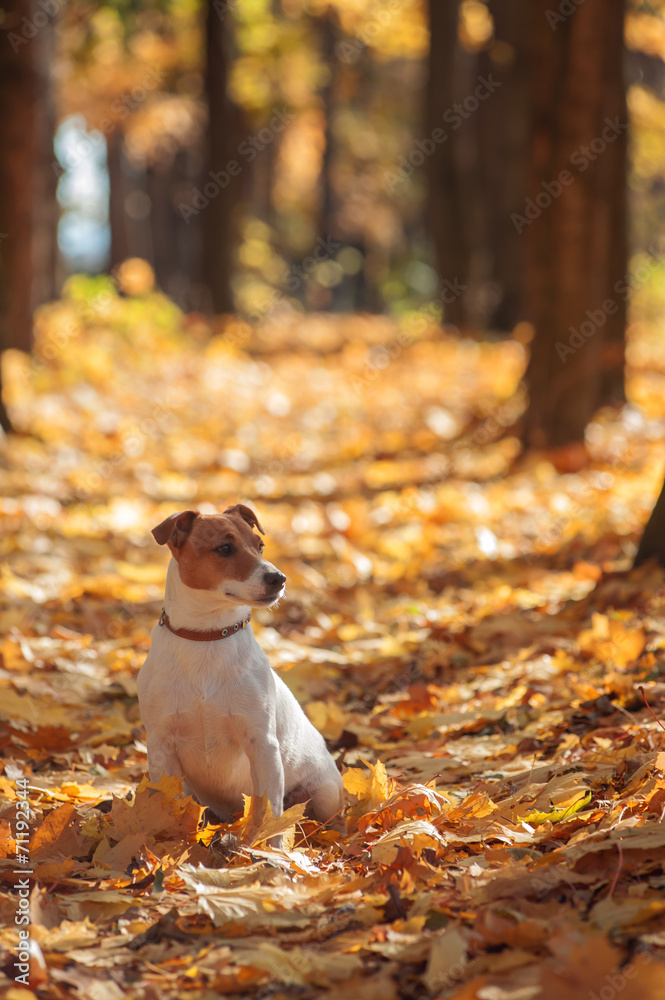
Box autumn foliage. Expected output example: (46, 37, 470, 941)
(2, 269, 665, 997)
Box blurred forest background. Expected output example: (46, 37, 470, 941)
(2, 1, 665, 444)
(5, 0, 665, 544)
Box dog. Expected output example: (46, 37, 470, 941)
(137, 504, 344, 834)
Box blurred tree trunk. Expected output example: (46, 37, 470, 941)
(523, 0, 627, 448)
(147, 150, 208, 311)
(147, 160, 175, 295)
(634, 475, 665, 568)
(108, 135, 206, 312)
(426, 0, 467, 328)
(476, 1, 530, 330)
(0, 0, 58, 431)
(202, 0, 244, 315)
(599, 0, 628, 401)
(426, 1, 530, 331)
(319, 9, 338, 243)
(107, 132, 131, 269)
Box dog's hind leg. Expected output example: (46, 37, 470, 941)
(309, 773, 344, 827)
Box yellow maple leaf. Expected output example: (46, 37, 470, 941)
(344, 759, 393, 812)
(105, 774, 201, 844)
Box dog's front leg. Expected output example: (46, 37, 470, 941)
(147, 742, 183, 784)
(249, 736, 284, 816)
(147, 743, 201, 804)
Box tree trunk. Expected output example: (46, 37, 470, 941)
(426, 1, 530, 331)
(634, 474, 665, 568)
(523, 0, 627, 448)
(107, 131, 131, 271)
(202, 0, 244, 315)
(318, 9, 338, 243)
(476, 0, 530, 331)
(599, 0, 628, 401)
(426, 0, 467, 328)
(146, 158, 179, 301)
(0, 0, 58, 430)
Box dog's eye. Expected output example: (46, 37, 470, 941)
(259, 542, 265, 553)
(215, 543, 232, 556)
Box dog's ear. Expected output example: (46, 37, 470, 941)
(224, 503, 265, 536)
(152, 510, 199, 548)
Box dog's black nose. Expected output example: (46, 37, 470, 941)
(264, 570, 286, 589)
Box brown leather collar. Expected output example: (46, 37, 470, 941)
(158, 608, 251, 641)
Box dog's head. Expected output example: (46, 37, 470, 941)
(152, 504, 286, 606)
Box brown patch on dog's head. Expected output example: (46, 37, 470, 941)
(224, 504, 264, 535)
(152, 510, 199, 550)
(152, 507, 266, 591)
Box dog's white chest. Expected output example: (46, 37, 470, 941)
(167, 698, 248, 750)
(138, 639, 261, 814)
(139, 628, 269, 763)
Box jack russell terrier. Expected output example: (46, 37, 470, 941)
(137, 504, 344, 831)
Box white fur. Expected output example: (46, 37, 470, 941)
(137, 560, 344, 828)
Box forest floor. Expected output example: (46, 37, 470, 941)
(3, 268, 665, 999)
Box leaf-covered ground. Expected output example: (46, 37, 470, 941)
(2, 268, 665, 999)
